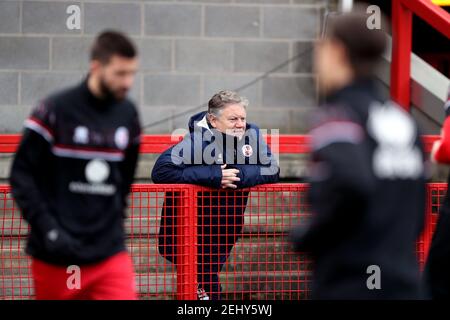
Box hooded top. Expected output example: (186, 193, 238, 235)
(152, 111, 279, 188)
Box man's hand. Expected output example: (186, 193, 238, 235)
(221, 164, 240, 189)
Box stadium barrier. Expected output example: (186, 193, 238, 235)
(0, 182, 444, 300)
(0, 134, 443, 299)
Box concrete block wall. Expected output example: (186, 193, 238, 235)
(0, 0, 327, 135)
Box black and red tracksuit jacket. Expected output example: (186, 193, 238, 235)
(9, 77, 141, 266)
(291, 79, 427, 299)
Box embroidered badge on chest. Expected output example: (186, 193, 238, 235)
(114, 127, 129, 150)
(242, 144, 253, 157)
(73, 126, 89, 144)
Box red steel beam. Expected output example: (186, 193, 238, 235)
(391, 0, 413, 110)
(391, 0, 450, 109)
(402, 0, 450, 39)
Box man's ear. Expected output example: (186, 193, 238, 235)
(334, 39, 352, 72)
(89, 60, 102, 75)
(208, 113, 217, 128)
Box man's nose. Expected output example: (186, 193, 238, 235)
(235, 119, 245, 128)
(123, 74, 135, 88)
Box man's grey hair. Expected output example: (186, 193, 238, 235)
(208, 90, 249, 117)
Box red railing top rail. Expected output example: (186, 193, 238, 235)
(2, 182, 446, 194)
(0, 183, 311, 194)
(0, 134, 439, 154)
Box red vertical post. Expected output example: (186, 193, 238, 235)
(188, 186, 198, 299)
(422, 184, 433, 266)
(176, 186, 197, 300)
(390, 0, 413, 111)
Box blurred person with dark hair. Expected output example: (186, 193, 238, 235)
(291, 7, 427, 299)
(152, 90, 279, 300)
(9, 31, 141, 300)
(425, 88, 450, 299)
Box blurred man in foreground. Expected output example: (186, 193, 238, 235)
(291, 8, 427, 299)
(10, 31, 141, 300)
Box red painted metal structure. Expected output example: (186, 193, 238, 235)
(0, 132, 445, 299)
(1, 182, 442, 300)
(391, 0, 450, 110)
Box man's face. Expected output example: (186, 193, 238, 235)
(314, 38, 348, 95)
(209, 103, 247, 138)
(93, 55, 138, 100)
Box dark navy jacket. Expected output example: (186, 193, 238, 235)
(151, 111, 280, 265)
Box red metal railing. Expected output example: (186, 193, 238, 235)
(0, 133, 444, 299)
(0, 183, 314, 300)
(0, 134, 440, 154)
(391, 0, 450, 110)
(0, 181, 443, 300)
